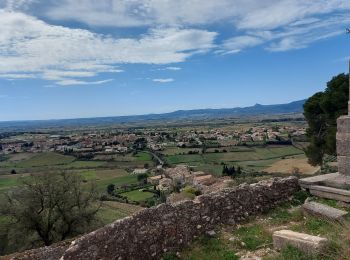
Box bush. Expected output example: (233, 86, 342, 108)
(182, 186, 201, 196)
(291, 190, 309, 206)
(107, 184, 115, 195)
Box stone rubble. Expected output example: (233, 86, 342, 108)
(8, 177, 299, 260)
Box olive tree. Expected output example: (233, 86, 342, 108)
(0, 172, 100, 246)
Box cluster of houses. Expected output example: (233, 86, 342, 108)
(173, 125, 306, 148)
(0, 124, 306, 156)
(147, 165, 230, 195)
(0, 132, 137, 155)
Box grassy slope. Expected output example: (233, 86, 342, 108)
(173, 194, 350, 260)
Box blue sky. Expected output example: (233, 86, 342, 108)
(0, 0, 350, 121)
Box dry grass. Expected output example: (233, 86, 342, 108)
(321, 222, 350, 260)
(264, 157, 320, 175)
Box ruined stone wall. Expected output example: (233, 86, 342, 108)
(10, 177, 299, 260)
(337, 116, 350, 175)
(62, 177, 299, 260)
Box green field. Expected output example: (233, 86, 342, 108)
(94, 151, 152, 163)
(163, 146, 304, 176)
(97, 201, 143, 224)
(0, 152, 150, 193)
(0, 152, 75, 168)
(0, 175, 21, 191)
(134, 152, 152, 161)
(121, 189, 154, 202)
(59, 169, 140, 193)
(162, 147, 201, 155)
(166, 146, 302, 164)
(64, 160, 106, 168)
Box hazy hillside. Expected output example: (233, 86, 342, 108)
(0, 99, 305, 130)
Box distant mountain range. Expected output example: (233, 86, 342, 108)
(0, 99, 306, 130)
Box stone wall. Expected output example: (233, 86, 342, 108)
(337, 116, 350, 175)
(10, 177, 299, 260)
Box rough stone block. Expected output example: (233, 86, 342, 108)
(302, 201, 348, 221)
(337, 116, 350, 134)
(337, 133, 350, 156)
(323, 174, 350, 189)
(309, 185, 350, 203)
(338, 156, 350, 176)
(299, 173, 340, 189)
(273, 230, 328, 255)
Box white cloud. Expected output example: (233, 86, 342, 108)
(221, 36, 263, 54)
(222, 11, 350, 53)
(235, 0, 350, 30)
(158, 66, 182, 71)
(0, 10, 217, 85)
(45, 0, 237, 27)
(2, 0, 36, 11)
(0, 0, 349, 86)
(153, 78, 174, 83)
(56, 79, 114, 86)
(263, 14, 350, 51)
(41, 0, 350, 53)
(0, 73, 37, 79)
(165, 67, 182, 71)
(42, 0, 350, 29)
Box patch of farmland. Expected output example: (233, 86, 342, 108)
(0, 174, 30, 192)
(0, 176, 19, 191)
(94, 153, 136, 162)
(64, 160, 106, 169)
(134, 152, 153, 161)
(165, 146, 303, 165)
(98, 201, 144, 224)
(7, 153, 36, 162)
(163, 147, 201, 155)
(121, 189, 154, 202)
(264, 157, 320, 175)
(15, 152, 75, 167)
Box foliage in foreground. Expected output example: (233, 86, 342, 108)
(304, 73, 349, 165)
(0, 172, 100, 251)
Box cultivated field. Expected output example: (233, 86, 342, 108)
(163, 145, 309, 176)
(264, 155, 320, 175)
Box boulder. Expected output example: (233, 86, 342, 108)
(302, 201, 348, 222)
(309, 185, 350, 203)
(273, 230, 327, 255)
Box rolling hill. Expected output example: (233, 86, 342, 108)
(0, 99, 306, 130)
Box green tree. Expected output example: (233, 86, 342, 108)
(304, 73, 349, 165)
(107, 183, 115, 195)
(0, 172, 100, 247)
(137, 173, 148, 184)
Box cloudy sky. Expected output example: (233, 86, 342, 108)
(0, 0, 349, 121)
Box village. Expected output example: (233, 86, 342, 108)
(0, 121, 311, 209)
(0, 123, 306, 156)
